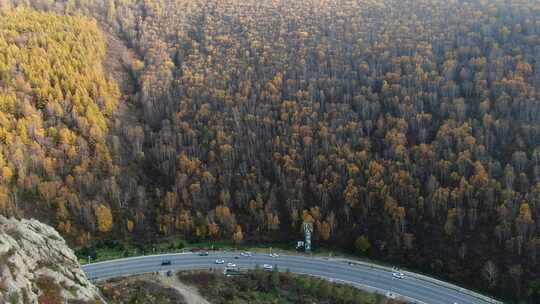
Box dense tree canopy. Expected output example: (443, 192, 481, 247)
(1, 0, 540, 301)
(0, 9, 120, 244)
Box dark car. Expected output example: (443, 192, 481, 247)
(198, 251, 209, 256)
(234, 256, 239, 259)
(161, 260, 172, 266)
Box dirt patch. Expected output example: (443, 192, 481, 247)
(155, 273, 211, 304)
(99, 274, 187, 304)
(100, 273, 210, 304)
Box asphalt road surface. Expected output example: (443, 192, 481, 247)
(82, 252, 499, 304)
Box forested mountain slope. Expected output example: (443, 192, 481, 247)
(1, 0, 540, 301)
(0, 9, 121, 244)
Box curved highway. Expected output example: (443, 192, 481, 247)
(82, 252, 500, 304)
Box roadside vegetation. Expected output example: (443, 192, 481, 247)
(76, 238, 361, 265)
(100, 276, 186, 304)
(177, 269, 405, 304)
(99, 270, 404, 304)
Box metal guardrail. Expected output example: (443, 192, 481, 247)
(86, 263, 214, 282)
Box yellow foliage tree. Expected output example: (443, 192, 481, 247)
(95, 204, 113, 233)
(127, 219, 135, 233)
(1, 166, 12, 182)
(233, 225, 243, 244)
(208, 222, 220, 238)
(319, 221, 331, 241)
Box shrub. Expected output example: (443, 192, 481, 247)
(8, 292, 19, 304)
(36, 275, 62, 304)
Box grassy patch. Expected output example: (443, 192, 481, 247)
(77, 239, 186, 264)
(76, 238, 362, 265)
(8, 292, 19, 304)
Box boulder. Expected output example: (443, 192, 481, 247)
(0, 216, 102, 303)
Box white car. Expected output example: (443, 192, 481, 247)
(227, 262, 237, 267)
(263, 264, 273, 270)
(240, 252, 253, 257)
(392, 272, 405, 279)
(215, 259, 225, 264)
(269, 253, 279, 258)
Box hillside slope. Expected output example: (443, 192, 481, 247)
(0, 8, 122, 245)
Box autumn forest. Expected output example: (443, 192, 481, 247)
(0, 0, 539, 301)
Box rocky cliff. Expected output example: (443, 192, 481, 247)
(0, 216, 102, 304)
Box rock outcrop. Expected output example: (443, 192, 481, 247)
(0, 216, 102, 304)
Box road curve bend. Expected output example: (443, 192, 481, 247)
(82, 252, 501, 304)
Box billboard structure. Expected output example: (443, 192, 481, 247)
(302, 222, 313, 252)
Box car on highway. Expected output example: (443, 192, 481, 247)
(215, 259, 225, 264)
(198, 251, 209, 256)
(240, 252, 253, 257)
(392, 272, 405, 279)
(269, 253, 279, 258)
(227, 262, 237, 267)
(263, 264, 273, 270)
(161, 260, 171, 266)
